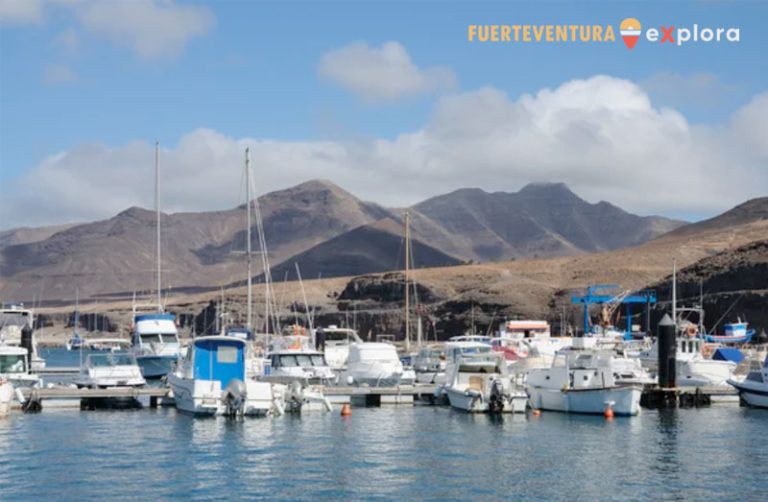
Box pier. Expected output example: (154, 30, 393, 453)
(17, 386, 170, 411)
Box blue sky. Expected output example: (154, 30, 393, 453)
(1, 1, 766, 227)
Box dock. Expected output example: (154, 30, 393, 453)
(17, 386, 170, 411)
(640, 386, 738, 408)
(323, 384, 435, 405)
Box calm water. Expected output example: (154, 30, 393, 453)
(2, 350, 764, 500)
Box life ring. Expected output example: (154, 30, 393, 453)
(702, 343, 716, 358)
(686, 325, 697, 338)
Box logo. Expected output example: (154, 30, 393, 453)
(620, 18, 641, 49)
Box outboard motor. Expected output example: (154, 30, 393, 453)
(488, 379, 505, 414)
(223, 379, 247, 418)
(21, 325, 34, 368)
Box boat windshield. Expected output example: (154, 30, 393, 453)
(0, 354, 26, 373)
(460, 346, 491, 355)
(140, 333, 178, 344)
(90, 353, 135, 367)
(324, 331, 355, 342)
(0, 312, 31, 328)
(277, 354, 327, 367)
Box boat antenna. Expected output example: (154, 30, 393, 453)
(245, 147, 253, 331)
(404, 209, 411, 352)
(155, 140, 162, 312)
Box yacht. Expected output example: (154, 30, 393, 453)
(728, 356, 768, 408)
(442, 350, 527, 413)
(168, 336, 282, 417)
(340, 342, 406, 387)
(526, 338, 643, 416)
(0, 303, 45, 370)
(498, 320, 573, 369)
(74, 352, 146, 389)
(130, 306, 182, 379)
(314, 326, 363, 371)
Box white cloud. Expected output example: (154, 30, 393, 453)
(3, 76, 767, 228)
(0, 0, 43, 24)
(318, 41, 457, 101)
(43, 62, 77, 84)
(74, 0, 214, 59)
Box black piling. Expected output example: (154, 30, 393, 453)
(658, 314, 676, 389)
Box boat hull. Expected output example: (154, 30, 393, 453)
(444, 387, 527, 413)
(527, 385, 642, 416)
(168, 374, 222, 416)
(137, 355, 177, 379)
(728, 379, 768, 408)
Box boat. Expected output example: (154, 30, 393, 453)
(704, 320, 756, 344)
(74, 352, 146, 389)
(314, 326, 363, 372)
(0, 344, 41, 389)
(130, 307, 182, 379)
(728, 355, 768, 408)
(85, 338, 131, 352)
(0, 378, 12, 416)
(442, 350, 527, 413)
(0, 302, 45, 370)
(498, 320, 573, 369)
(340, 342, 406, 387)
(66, 293, 85, 351)
(412, 345, 446, 384)
(265, 333, 336, 385)
(526, 338, 643, 416)
(168, 336, 282, 417)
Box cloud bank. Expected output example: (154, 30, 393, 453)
(3, 75, 767, 228)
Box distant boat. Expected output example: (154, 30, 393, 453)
(66, 292, 85, 351)
(728, 356, 768, 408)
(74, 352, 146, 389)
(704, 320, 755, 344)
(0, 302, 45, 370)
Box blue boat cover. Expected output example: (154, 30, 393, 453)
(193, 338, 245, 389)
(712, 347, 744, 364)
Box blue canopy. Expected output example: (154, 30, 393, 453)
(193, 337, 246, 389)
(712, 347, 744, 364)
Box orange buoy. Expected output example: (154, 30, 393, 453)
(340, 403, 352, 417)
(604, 407, 614, 419)
(531, 409, 541, 417)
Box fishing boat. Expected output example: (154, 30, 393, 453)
(442, 350, 527, 413)
(340, 342, 406, 387)
(0, 303, 45, 370)
(728, 356, 768, 408)
(74, 352, 146, 389)
(704, 320, 755, 344)
(168, 336, 281, 417)
(526, 338, 642, 416)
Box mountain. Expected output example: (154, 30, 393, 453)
(412, 183, 685, 261)
(0, 179, 692, 303)
(658, 197, 768, 239)
(0, 223, 78, 249)
(261, 218, 462, 282)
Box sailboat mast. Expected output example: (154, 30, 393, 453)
(671, 258, 677, 329)
(155, 141, 162, 312)
(404, 210, 411, 352)
(245, 148, 253, 330)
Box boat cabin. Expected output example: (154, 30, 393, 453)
(0, 346, 28, 375)
(191, 337, 246, 389)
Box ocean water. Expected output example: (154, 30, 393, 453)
(2, 350, 765, 500)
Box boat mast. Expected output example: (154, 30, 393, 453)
(671, 259, 677, 327)
(245, 148, 253, 331)
(404, 210, 411, 352)
(155, 141, 162, 312)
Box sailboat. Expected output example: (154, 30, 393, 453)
(66, 292, 85, 351)
(130, 142, 182, 379)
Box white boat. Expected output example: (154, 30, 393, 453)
(413, 345, 446, 384)
(130, 308, 182, 379)
(640, 334, 737, 387)
(314, 326, 363, 371)
(728, 356, 768, 408)
(85, 338, 131, 352)
(526, 338, 642, 416)
(0, 344, 41, 389)
(340, 343, 405, 387)
(74, 352, 146, 388)
(265, 348, 336, 385)
(0, 379, 13, 417)
(442, 351, 527, 413)
(0, 303, 45, 370)
(498, 320, 573, 370)
(168, 336, 282, 417)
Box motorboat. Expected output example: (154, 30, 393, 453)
(498, 320, 573, 369)
(265, 335, 336, 385)
(728, 356, 768, 408)
(412, 345, 446, 384)
(442, 350, 527, 413)
(130, 307, 182, 379)
(74, 352, 146, 388)
(640, 333, 737, 387)
(85, 338, 131, 352)
(0, 303, 45, 370)
(314, 326, 362, 371)
(340, 343, 406, 387)
(0, 344, 41, 389)
(526, 338, 643, 416)
(168, 336, 282, 417)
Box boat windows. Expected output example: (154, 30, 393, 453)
(0, 312, 31, 328)
(217, 346, 238, 364)
(110, 353, 136, 366)
(0, 354, 26, 373)
(310, 354, 327, 366)
(140, 334, 162, 344)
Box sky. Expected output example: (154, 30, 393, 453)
(0, 0, 766, 229)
